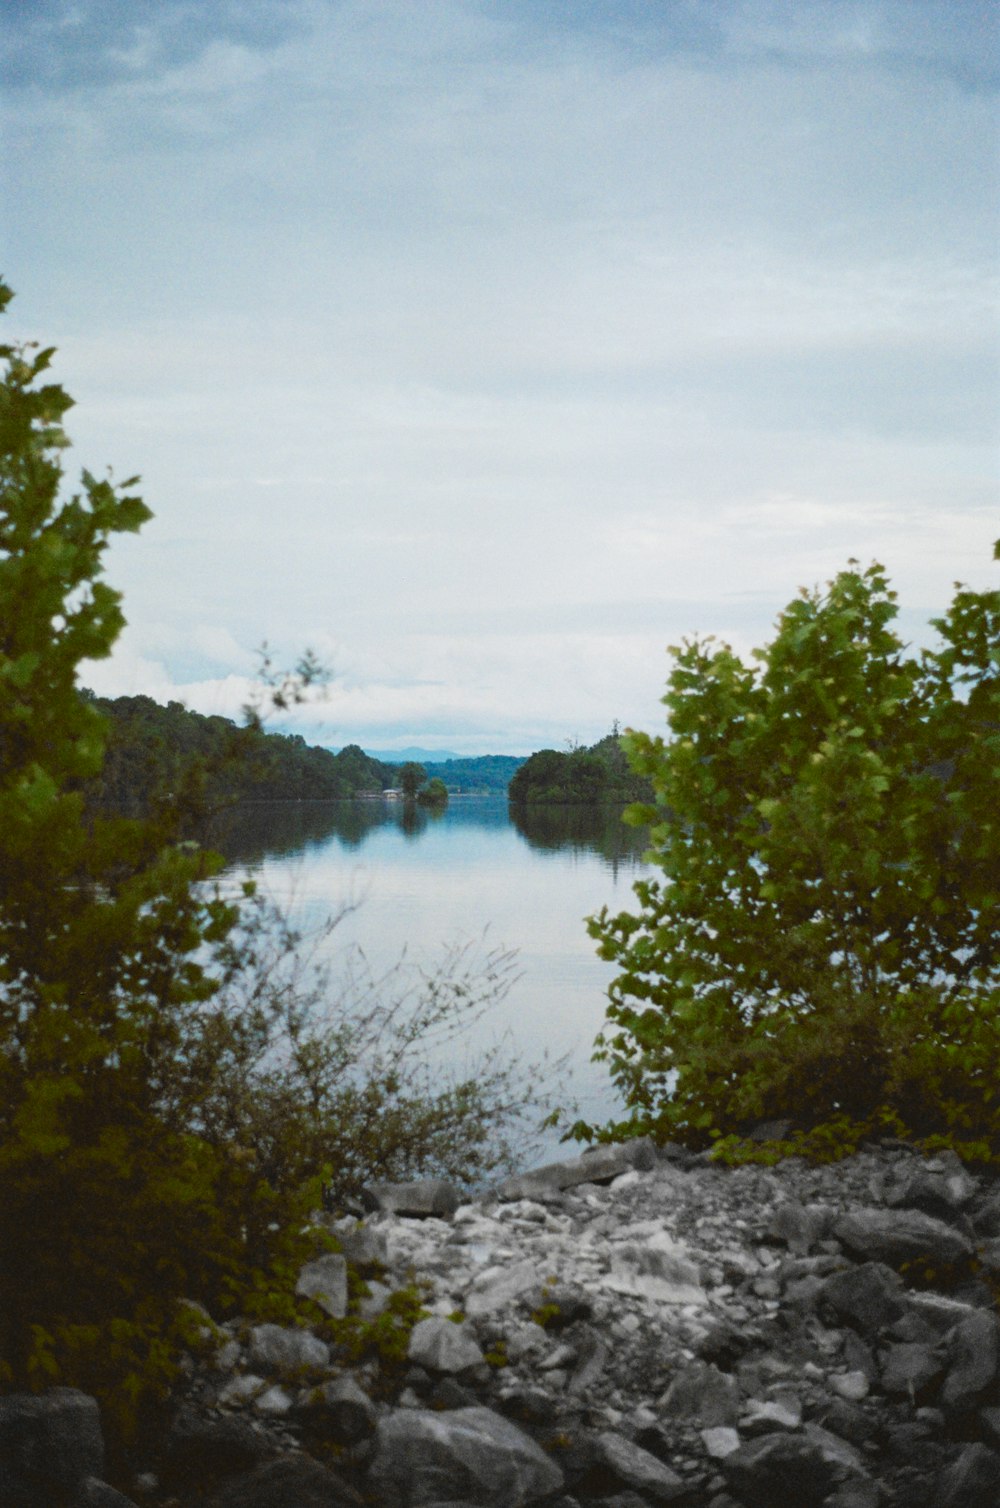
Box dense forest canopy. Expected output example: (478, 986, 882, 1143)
(85, 695, 527, 810)
(83, 693, 396, 810)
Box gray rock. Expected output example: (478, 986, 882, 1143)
(295, 1376, 377, 1445)
(77, 1480, 140, 1507)
(162, 1408, 271, 1486)
(496, 1140, 656, 1201)
(878, 1341, 946, 1399)
(940, 1310, 1000, 1413)
(407, 1317, 485, 1374)
(0, 1387, 104, 1493)
(933, 1442, 1000, 1508)
(825, 1481, 881, 1508)
(819, 1261, 906, 1336)
(367, 1406, 564, 1506)
(247, 1324, 330, 1374)
(722, 1431, 844, 1507)
(593, 1430, 688, 1501)
(801, 1421, 868, 1476)
(833, 1208, 973, 1268)
(701, 1426, 742, 1458)
(328, 1220, 390, 1266)
(566, 1328, 608, 1396)
(362, 1178, 461, 1218)
(739, 1397, 802, 1434)
(604, 1229, 704, 1306)
(766, 1200, 831, 1255)
(979, 1405, 1000, 1447)
(661, 1360, 740, 1427)
(972, 1188, 1000, 1238)
(296, 1254, 349, 1318)
(464, 1258, 539, 1317)
(206, 1452, 364, 1506)
(885, 1151, 977, 1216)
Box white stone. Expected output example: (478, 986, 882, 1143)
(254, 1385, 294, 1414)
(702, 1426, 742, 1458)
(408, 1316, 485, 1374)
(464, 1259, 540, 1316)
(216, 1374, 266, 1407)
(831, 1370, 871, 1401)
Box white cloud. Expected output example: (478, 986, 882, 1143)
(6, 1, 998, 753)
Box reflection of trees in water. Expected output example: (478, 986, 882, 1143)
(508, 803, 649, 876)
(205, 800, 390, 862)
(205, 794, 514, 864)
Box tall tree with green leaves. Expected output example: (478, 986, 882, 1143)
(399, 760, 427, 799)
(584, 557, 999, 1156)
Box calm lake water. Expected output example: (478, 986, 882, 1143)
(209, 797, 652, 1164)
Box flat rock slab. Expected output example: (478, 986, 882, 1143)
(497, 1139, 656, 1200)
(594, 1429, 688, 1502)
(367, 1405, 563, 1506)
(296, 1254, 348, 1318)
(361, 1178, 461, 1218)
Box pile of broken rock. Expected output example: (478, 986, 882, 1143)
(3, 1137, 1000, 1507)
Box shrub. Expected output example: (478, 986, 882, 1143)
(580, 557, 999, 1156)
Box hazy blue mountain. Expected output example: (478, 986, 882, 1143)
(360, 746, 463, 763)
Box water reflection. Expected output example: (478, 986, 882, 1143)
(201, 795, 652, 1157)
(509, 803, 649, 876)
(205, 796, 649, 872)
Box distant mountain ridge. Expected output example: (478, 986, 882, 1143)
(358, 746, 463, 764)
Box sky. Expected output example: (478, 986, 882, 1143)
(2, 0, 998, 756)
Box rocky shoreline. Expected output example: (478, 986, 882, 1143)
(3, 1137, 1000, 1507)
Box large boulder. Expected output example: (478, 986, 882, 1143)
(722, 1431, 852, 1507)
(939, 1310, 1000, 1414)
(933, 1442, 1000, 1508)
(0, 1388, 104, 1499)
(366, 1405, 564, 1506)
(833, 1208, 973, 1268)
(819, 1262, 906, 1337)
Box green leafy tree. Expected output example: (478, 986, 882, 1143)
(417, 775, 448, 808)
(399, 760, 427, 799)
(584, 559, 999, 1155)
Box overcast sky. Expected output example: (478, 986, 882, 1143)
(3, 0, 998, 755)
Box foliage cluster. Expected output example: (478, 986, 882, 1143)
(581, 558, 999, 1159)
(0, 284, 554, 1434)
(508, 728, 654, 805)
